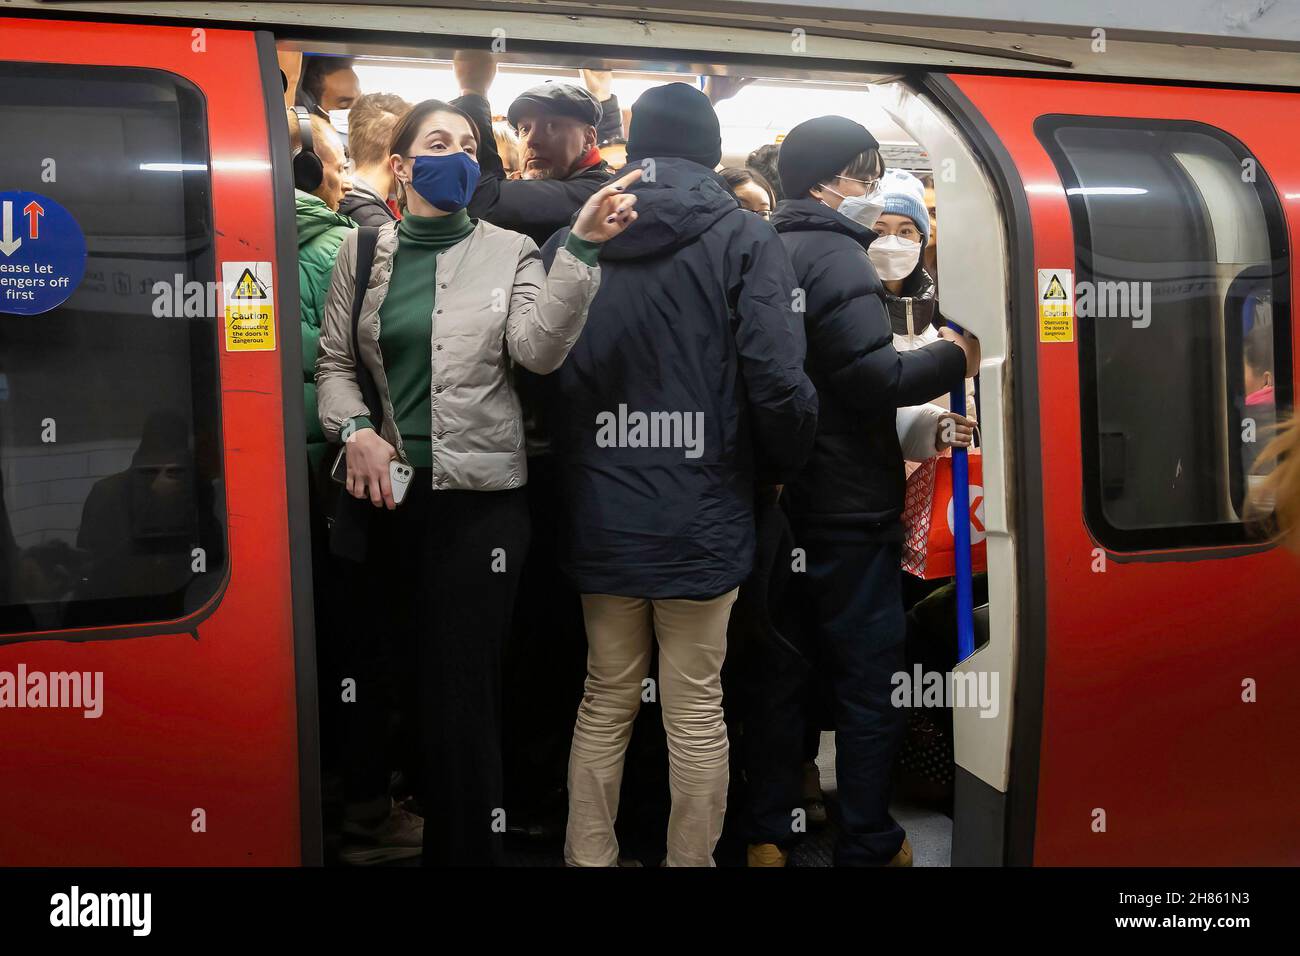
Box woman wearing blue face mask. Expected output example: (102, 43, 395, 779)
(316, 98, 639, 866)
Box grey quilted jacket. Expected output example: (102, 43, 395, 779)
(315, 218, 599, 490)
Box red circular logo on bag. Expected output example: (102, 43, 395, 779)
(946, 484, 986, 545)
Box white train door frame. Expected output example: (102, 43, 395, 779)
(881, 78, 1025, 866)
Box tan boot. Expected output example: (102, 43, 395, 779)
(748, 843, 790, 867)
(886, 837, 914, 867)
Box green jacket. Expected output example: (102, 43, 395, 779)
(296, 189, 356, 470)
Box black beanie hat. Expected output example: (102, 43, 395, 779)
(778, 115, 879, 200)
(627, 83, 722, 169)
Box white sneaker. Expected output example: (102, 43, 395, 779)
(340, 803, 423, 865)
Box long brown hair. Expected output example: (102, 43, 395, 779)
(720, 166, 776, 210)
(1251, 417, 1300, 551)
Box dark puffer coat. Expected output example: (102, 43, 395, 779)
(542, 158, 818, 598)
(771, 197, 965, 532)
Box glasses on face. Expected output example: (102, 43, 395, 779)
(838, 174, 881, 192)
(752, 209, 772, 220)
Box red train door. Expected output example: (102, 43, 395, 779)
(948, 74, 1300, 865)
(0, 17, 317, 864)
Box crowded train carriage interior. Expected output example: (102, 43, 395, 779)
(322, 53, 974, 868)
(0, 1, 1296, 870)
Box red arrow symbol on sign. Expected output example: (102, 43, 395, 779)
(970, 494, 986, 535)
(23, 201, 44, 240)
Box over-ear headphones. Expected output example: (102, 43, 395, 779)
(291, 106, 324, 193)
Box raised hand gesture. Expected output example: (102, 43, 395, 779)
(571, 168, 642, 243)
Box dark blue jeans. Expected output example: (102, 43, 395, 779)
(797, 531, 907, 865)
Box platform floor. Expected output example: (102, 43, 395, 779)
(495, 731, 953, 867)
(337, 730, 954, 867)
(788, 732, 952, 868)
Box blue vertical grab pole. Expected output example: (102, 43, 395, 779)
(949, 321, 975, 664)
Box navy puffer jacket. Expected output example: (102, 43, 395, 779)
(771, 198, 966, 531)
(542, 158, 818, 599)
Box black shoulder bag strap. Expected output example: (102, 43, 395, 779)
(330, 225, 384, 562)
(350, 225, 384, 436)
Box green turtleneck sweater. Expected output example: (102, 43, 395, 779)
(349, 211, 600, 467)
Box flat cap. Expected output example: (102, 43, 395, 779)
(507, 82, 602, 128)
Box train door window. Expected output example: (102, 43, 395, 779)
(1035, 116, 1291, 551)
(0, 61, 226, 636)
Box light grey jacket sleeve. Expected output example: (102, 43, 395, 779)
(505, 239, 601, 374)
(315, 229, 371, 443)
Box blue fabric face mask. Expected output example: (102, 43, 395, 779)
(409, 152, 479, 213)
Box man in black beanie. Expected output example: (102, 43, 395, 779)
(776, 114, 881, 202)
(624, 81, 723, 168)
(769, 115, 980, 868)
(539, 82, 819, 867)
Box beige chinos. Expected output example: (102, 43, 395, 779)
(565, 589, 739, 867)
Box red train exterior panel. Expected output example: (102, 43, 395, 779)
(0, 18, 302, 865)
(954, 73, 1300, 866)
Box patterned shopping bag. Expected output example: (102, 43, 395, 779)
(901, 451, 987, 580)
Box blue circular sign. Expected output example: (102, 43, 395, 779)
(0, 190, 87, 316)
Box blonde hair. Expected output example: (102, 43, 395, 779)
(286, 109, 337, 157)
(1249, 417, 1300, 550)
(493, 120, 521, 176)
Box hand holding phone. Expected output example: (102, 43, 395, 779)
(333, 428, 405, 509)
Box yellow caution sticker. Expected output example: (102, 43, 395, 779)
(1038, 268, 1074, 343)
(222, 261, 276, 351)
(230, 267, 268, 300)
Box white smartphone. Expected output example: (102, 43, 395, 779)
(331, 449, 414, 506)
(389, 458, 413, 505)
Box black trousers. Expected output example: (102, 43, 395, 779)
(792, 529, 908, 866)
(308, 455, 395, 832)
(501, 455, 588, 825)
(367, 472, 530, 866)
(725, 497, 812, 849)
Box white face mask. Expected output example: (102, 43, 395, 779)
(822, 185, 885, 228)
(327, 109, 351, 136)
(838, 194, 886, 228)
(867, 234, 922, 281)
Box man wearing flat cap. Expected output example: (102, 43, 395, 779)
(451, 51, 620, 248)
(448, 52, 624, 841)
